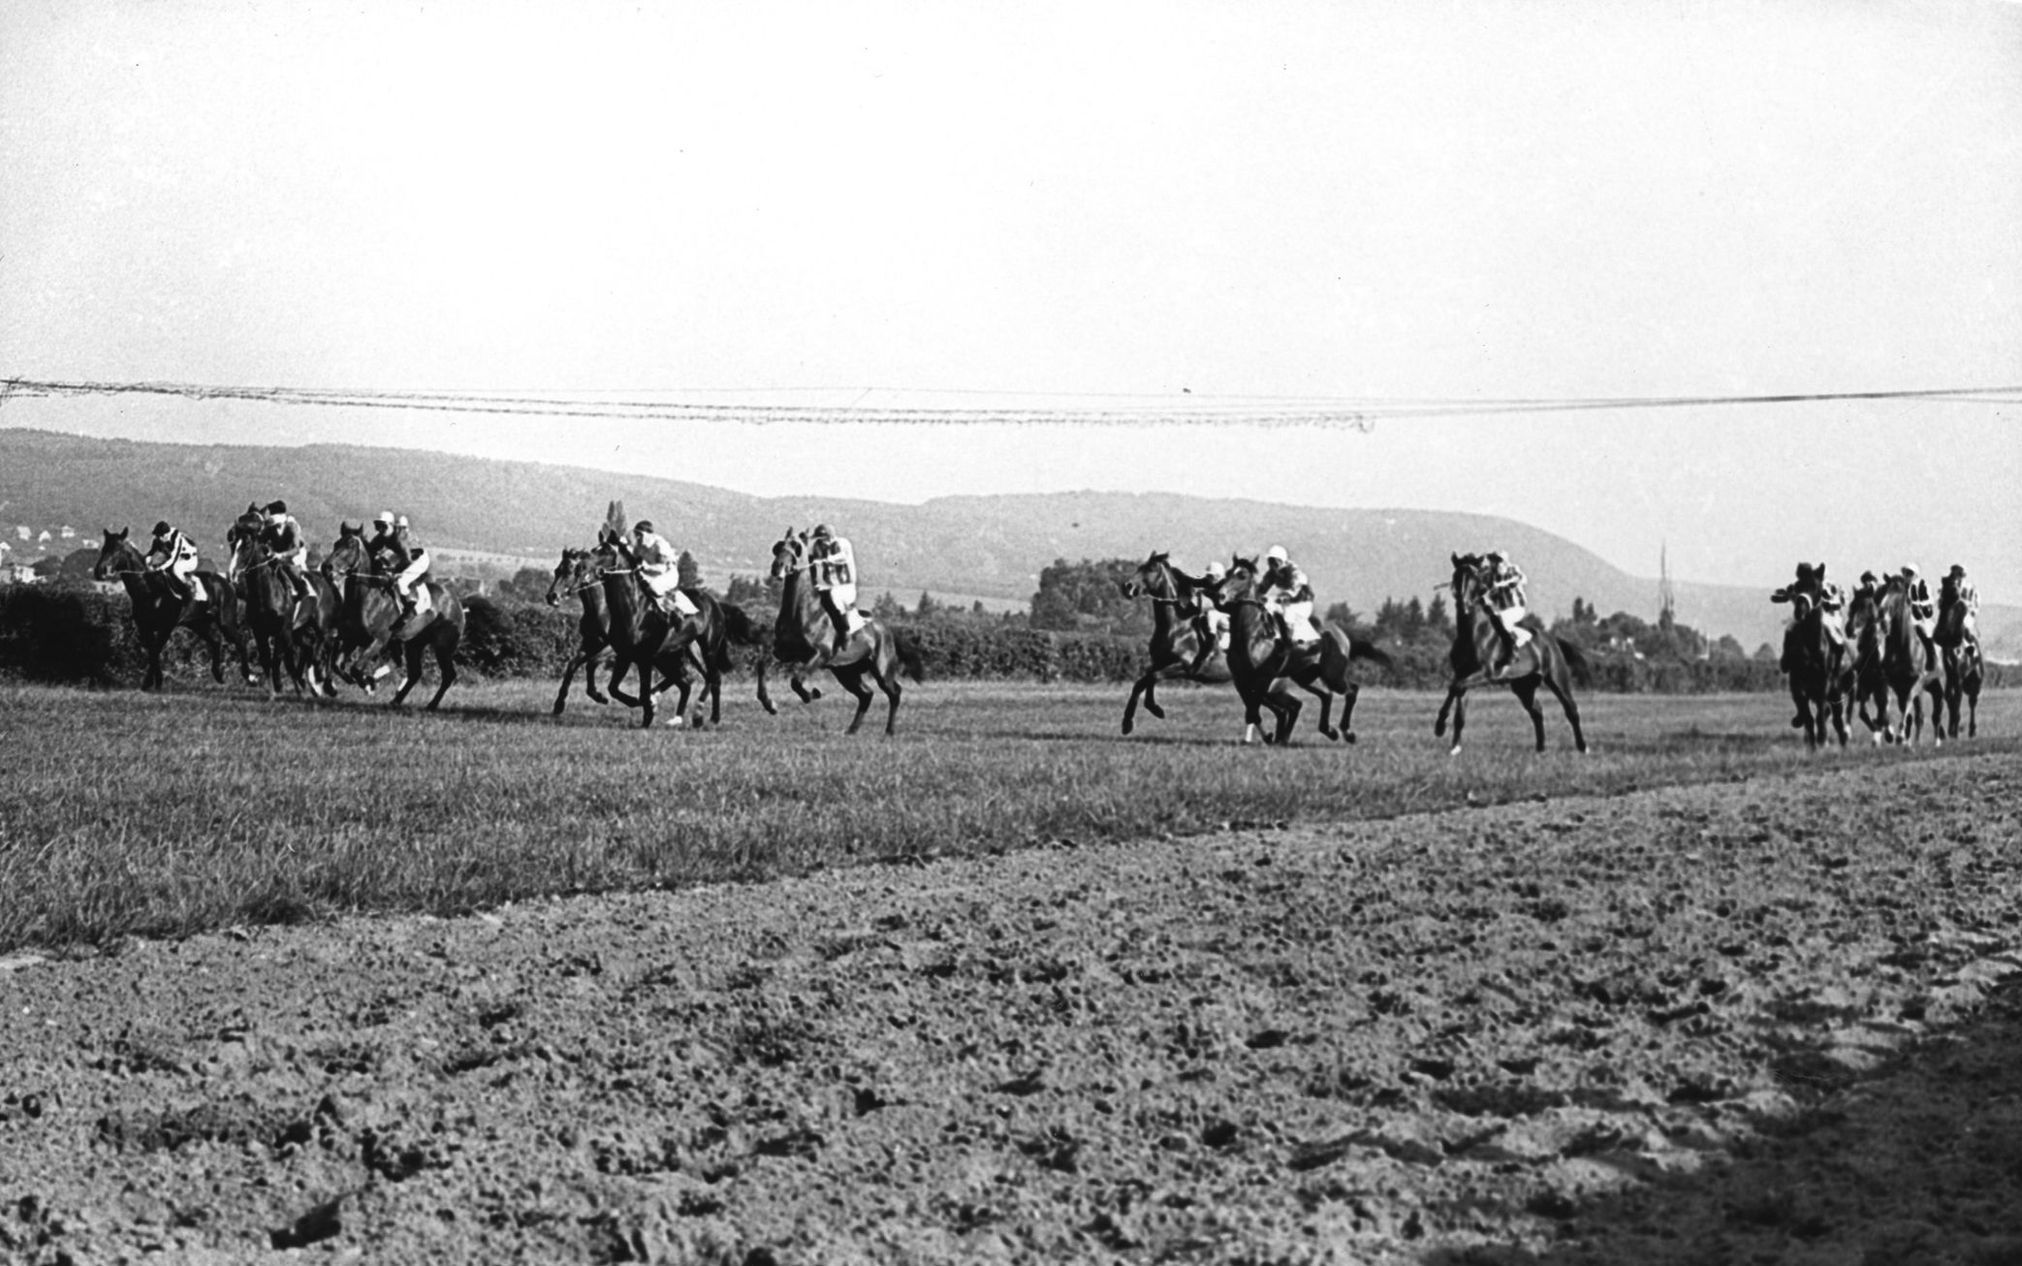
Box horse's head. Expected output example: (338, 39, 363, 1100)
(1121, 551, 1176, 602)
(320, 522, 370, 581)
(547, 546, 593, 607)
(1448, 552, 1487, 607)
(768, 528, 806, 583)
(1215, 555, 1263, 606)
(92, 527, 138, 581)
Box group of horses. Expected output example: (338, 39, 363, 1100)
(1779, 573, 1983, 751)
(89, 522, 924, 734)
(83, 521, 1984, 754)
(1120, 550, 1591, 755)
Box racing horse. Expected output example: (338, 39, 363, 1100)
(591, 530, 732, 729)
(1774, 584, 1850, 750)
(1935, 582, 1982, 741)
(91, 528, 255, 691)
(765, 528, 925, 735)
(1205, 556, 1391, 745)
(545, 543, 736, 724)
(1117, 552, 1233, 735)
(235, 537, 339, 700)
(1434, 552, 1591, 755)
(320, 524, 465, 710)
(1871, 575, 1945, 746)
(1842, 585, 1889, 740)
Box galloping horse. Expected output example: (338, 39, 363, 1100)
(1935, 590, 1982, 740)
(765, 528, 924, 736)
(91, 528, 254, 691)
(1842, 586, 1889, 739)
(320, 524, 465, 710)
(1870, 575, 1945, 746)
(545, 544, 727, 724)
(591, 531, 731, 729)
(1776, 587, 1849, 750)
(1117, 552, 1233, 735)
(1207, 556, 1390, 745)
(1434, 552, 1590, 755)
(235, 539, 339, 700)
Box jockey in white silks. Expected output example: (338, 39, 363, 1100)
(144, 520, 202, 601)
(1483, 551, 1534, 671)
(1901, 564, 1938, 662)
(365, 512, 434, 618)
(1260, 545, 1320, 647)
(809, 523, 860, 652)
(1197, 560, 1231, 651)
(631, 520, 696, 618)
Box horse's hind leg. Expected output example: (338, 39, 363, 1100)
(1512, 679, 1548, 752)
(837, 669, 876, 735)
(1543, 677, 1587, 753)
(875, 662, 903, 736)
(425, 636, 457, 711)
(1335, 682, 1361, 745)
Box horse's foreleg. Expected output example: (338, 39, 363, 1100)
(1123, 670, 1158, 735)
(1447, 689, 1469, 756)
(755, 657, 778, 715)
(554, 649, 586, 716)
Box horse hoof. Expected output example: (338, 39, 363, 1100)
(1342, 732, 1357, 745)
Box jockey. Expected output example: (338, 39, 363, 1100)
(1260, 545, 1320, 647)
(143, 520, 200, 600)
(259, 500, 314, 603)
(809, 523, 859, 652)
(375, 513, 432, 618)
(1902, 564, 1938, 661)
(1770, 561, 1846, 669)
(1197, 560, 1231, 648)
(630, 520, 684, 616)
(1938, 563, 1979, 647)
(1483, 551, 1530, 670)
(224, 502, 264, 584)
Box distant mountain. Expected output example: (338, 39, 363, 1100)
(5, 426, 2015, 656)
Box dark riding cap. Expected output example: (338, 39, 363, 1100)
(1949, 563, 1966, 577)
(152, 521, 172, 537)
(1794, 562, 1818, 582)
(813, 523, 833, 539)
(1860, 570, 1878, 586)
(633, 520, 654, 534)
(265, 500, 288, 515)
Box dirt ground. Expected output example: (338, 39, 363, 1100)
(3, 753, 2020, 1265)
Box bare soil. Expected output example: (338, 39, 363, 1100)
(3, 753, 2020, 1265)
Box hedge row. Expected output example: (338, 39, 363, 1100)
(2, 584, 2006, 694)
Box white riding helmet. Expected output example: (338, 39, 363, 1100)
(1204, 561, 1227, 580)
(394, 514, 410, 529)
(1901, 564, 1919, 578)
(374, 511, 394, 527)
(1265, 545, 1288, 565)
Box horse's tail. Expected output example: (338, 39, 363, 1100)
(893, 627, 927, 683)
(1348, 638, 1392, 670)
(720, 601, 768, 648)
(1556, 636, 1593, 689)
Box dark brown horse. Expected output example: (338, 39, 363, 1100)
(1776, 587, 1849, 750)
(1206, 556, 1390, 745)
(1935, 585, 1982, 740)
(545, 543, 727, 725)
(1434, 552, 1590, 755)
(234, 537, 339, 700)
(1843, 585, 1889, 741)
(320, 525, 465, 710)
(1117, 552, 1233, 735)
(765, 528, 924, 735)
(591, 531, 731, 729)
(1870, 576, 1945, 746)
(91, 528, 255, 691)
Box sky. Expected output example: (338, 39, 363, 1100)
(2, 1, 2018, 599)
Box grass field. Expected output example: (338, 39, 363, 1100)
(1, 677, 2010, 953)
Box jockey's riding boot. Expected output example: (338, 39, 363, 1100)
(829, 609, 852, 653)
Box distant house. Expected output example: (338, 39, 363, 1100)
(59, 525, 76, 540)
(13, 526, 28, 541)
(36, 530, 51, 546)
(4, 563, 42, 585)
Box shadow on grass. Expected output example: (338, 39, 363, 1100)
(1421, 977, 2022, 1265)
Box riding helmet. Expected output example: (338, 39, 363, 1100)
(1949, 563, 1965, 577)
(634, 520, 654, 534)
(266, 500, 288, 515)
(813, 524, 833, 539)
(1265, 545, 1288, 564)
(152, 521, 172, 537)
